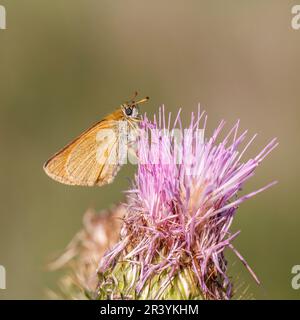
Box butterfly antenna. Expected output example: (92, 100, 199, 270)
(136, 96, 150, 105)
(127, 91, 139, 104)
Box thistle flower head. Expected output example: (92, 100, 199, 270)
(98, 106, 278, 300)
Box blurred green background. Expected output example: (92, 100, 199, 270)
(0, 0, 299, 299)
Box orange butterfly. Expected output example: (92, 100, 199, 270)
(43, 93, 149, 187)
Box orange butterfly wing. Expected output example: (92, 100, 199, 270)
(43, 110, 124, 187)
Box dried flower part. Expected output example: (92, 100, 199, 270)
(97, 106, 278, 300)
(48, 205, 125, 299)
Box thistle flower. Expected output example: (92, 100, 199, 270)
(97, 106, 278, 300)
(48, 206, 125, 299)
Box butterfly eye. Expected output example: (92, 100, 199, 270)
(125, 107, 133, 116)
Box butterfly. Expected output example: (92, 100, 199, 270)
(43, 93, 149, 187)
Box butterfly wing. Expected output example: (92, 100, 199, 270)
(44, 118, 122, 187)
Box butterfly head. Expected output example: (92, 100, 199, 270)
(121, 94, 149, 120)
